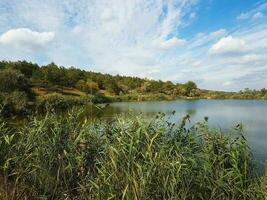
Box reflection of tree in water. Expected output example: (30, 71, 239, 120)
(185, 109, 197, 117)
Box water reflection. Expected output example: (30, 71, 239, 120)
(185, 109, 197, 116)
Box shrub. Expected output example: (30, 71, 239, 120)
(0, 68, 34, 100)
(91, 94, 113, 104)
(76, 80, 99, 94)
(35, 93, 84, 112)
(0, 91, 29, 116)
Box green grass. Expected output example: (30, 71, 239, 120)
(0, 110, 266, 199)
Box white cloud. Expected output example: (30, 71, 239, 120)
(188, 29, 227, 50)
(0, 28, 54, 51)
(0, 0, 266, 91)
(68, 0, 197, 76)
(152, 37, 186, 50)
(236, 54, 267, 64)
(237, 13, 250, 20)
(209, 29, 227, 39)
(252, 12, 264, 20)
(73, 26, 83, 34)
(237, 2, 267, 21)
(223, 81, 233, 86)
(218, 54, 267, 67)
(0, 0, 197, 74)
(100, 7, 115, 21)
(209, 36, 246, 55)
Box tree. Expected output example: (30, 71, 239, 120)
(260, 88, 267, 95)
(76, 80, 99, 94)
(174, 84, 187, 96)
(65, 67, 84, 87)
(184, 81, 197, 97)
(162, 81, 175, 94)
(32, 63, 69, 90)
(10, 60, 39, 78)
(104, 80, 122, 95)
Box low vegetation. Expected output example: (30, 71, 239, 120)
(0, 110, 266, 199)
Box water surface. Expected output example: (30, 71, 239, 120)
(88, 100, 267, 162)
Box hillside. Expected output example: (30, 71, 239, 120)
(0, 60, 266, 116)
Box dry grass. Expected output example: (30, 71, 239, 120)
(32, 87, 87, 97)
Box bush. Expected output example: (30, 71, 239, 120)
(35, 93, 85, 112)
(0, 68, 34, 99)
(0, 91, 30, 116)
(91, 94, 113, 104)
(116, 93, 173, 102)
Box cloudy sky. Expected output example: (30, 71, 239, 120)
(0, 0, 267, 91)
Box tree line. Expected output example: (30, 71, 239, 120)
(0, 60, 199, 97)
(0, 60, 266, 116)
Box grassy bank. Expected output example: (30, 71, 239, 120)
(0, 110, 266, 199)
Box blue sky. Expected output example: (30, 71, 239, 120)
(0, 0, 267, 91)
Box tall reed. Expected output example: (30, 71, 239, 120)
(0, 110, 266, 199)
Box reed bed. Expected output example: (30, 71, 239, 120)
(0, 110, 266, 199)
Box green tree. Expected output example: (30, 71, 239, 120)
(9, 60, 39, 78)
(162, 81, 175, 95)
(65, 67, 84, 87)
(260, 88, 267, 95)
(184, 81, 197, 97)
(76, 80, 99, 94)
(104, 80, 122, 95)
(0, 68, 30, 93)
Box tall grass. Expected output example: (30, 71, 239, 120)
(0, 110, 266, 199)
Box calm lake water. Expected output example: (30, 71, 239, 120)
(89, 100, 267, 162)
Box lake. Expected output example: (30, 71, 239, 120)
(88, 99, 267, 163)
